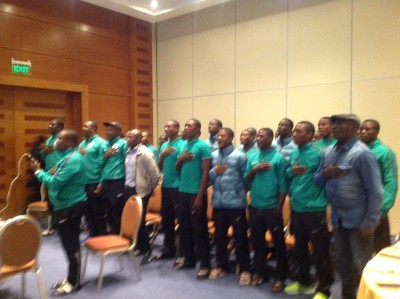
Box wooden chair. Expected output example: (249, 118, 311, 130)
(0, 215, 47, 299)
(82, 195, 143, 289)
(0, 153, 32, 220)
(145, 184, 162, 245)
(26, 184, 50, 230)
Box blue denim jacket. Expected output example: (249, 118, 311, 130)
(209, 145, 248, 209)
(315, 138, 383, 229)
(272, 136, 296, 163)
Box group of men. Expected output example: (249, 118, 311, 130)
(31, 120, 159, 296)
(30, 114, 398, 299)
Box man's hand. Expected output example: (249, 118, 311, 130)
(179, 152, 195, 163)
(215, 164, 228, 175)
(358, 227, 374, 243)
(254, 162, 272, 173)
(292, 161, 307, 176)
(161, 147, 175, 158)
(192, 196, 203, 212)
(43, 145, 54, 154)
(323, 163, 345, 178)
(104, 148, 118, 159)
(94, 184, 103, 195)
(78, 148, 87, 156)
(30, 158, 41, 172)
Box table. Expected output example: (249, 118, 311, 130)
(357, 245, 400, 299)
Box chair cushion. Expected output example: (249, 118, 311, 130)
(146, 213, 162, 224)
(85, 235, 131, 251)
(0, 260, 36, 277)
(27, 202, 48, 210)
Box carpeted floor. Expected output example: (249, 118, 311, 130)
(0, 230, 342, 299)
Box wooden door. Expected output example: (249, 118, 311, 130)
(0, 86, 79, 214)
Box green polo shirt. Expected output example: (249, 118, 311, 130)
(78, 135, 106, 184)
(41, 133, 63, 171)
(286, 143, 327, 212)
(178, 138, 211, 194)
(313, 138, 336, 150)
(245, 148, 288, 209)
(36, 148, 87, 211)
(369, 139, 398, 214)
(160, 138, 185, 188)
(146, 144, 159, 161)
(100, 137, 128, 182)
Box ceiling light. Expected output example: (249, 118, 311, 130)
(150, 0, 158, 10)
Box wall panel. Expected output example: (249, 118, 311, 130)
(193, 2, 235, 96)
(157, 14, 193, 100)
(236, 0, 287, 92)
(193, 94, 235, 140)
(0, 11, 21, 50)
(19, 17, 80, 60)
(79, 31, 130, 69)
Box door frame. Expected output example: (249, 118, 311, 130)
(0, 75, 89, 122)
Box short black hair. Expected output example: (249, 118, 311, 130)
(246, 127, 257, 137)
(220, 127, 234, 138)
(297, 121, 315, 135)
(259, 128, 274, 138)
(189, 118, 201, 129)
(363, 119, 380, 132)
(282, 118, 294, 129)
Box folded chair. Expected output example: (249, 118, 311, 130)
(26, 184, 50, 231)
(82, 195, 143, 289)
(0, 215, 47, 299)
(0, 154, 32, 220)
(145, 184, 162, 245)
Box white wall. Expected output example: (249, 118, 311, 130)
(155, 0, 400, 234)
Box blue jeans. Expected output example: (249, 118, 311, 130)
(333, 227, 373, 299)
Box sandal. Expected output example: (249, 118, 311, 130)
(271, 280, 285, 293)
(250, 273, 264, 286)
(208, 267, 224, 279)
(51, 279, 67, 290)
(239, 271, 251, 285)
(53, 281, 77, 296)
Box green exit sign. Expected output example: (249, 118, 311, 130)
(11, 58, 31, 75)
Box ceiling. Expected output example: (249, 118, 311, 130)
(81, 0, 233, 23)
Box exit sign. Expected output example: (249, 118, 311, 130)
(11, 58, 31, 75)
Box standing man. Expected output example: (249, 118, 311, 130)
(313, 117, 336, 149)
(206, 119, 222, 152)
(208, 128, 251, 285)
(97, 121, 127, 235)
(40, 118, 64, 236)
(360, 119, 398, 253)
(315, 114, 383, 299)
(124, 129, 159, 265)
(175, 119, 212, 280)
(245, 128, 288, 292)
(239, 128, 257, 156)
(272, 118, 296, 163)
(141, 131, 159, 161)
(78, 121, 107, 236)
(32, 130, 87, 296)
(284, 121, 333, 299)
(157, 120, 185, 260)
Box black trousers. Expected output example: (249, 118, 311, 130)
(124, 187, 151, 253)
(213, 208, 250, 272)
(291, 211, 334, 295)
(249, 206, 288, 281)
(102, 179, 125, 235)
(161, 187, 180, 254)
(178, 192, 210, 268)
(53, 201, 86, 287)
(373, 214, 391, 253)
(85, 183, 108, 236)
